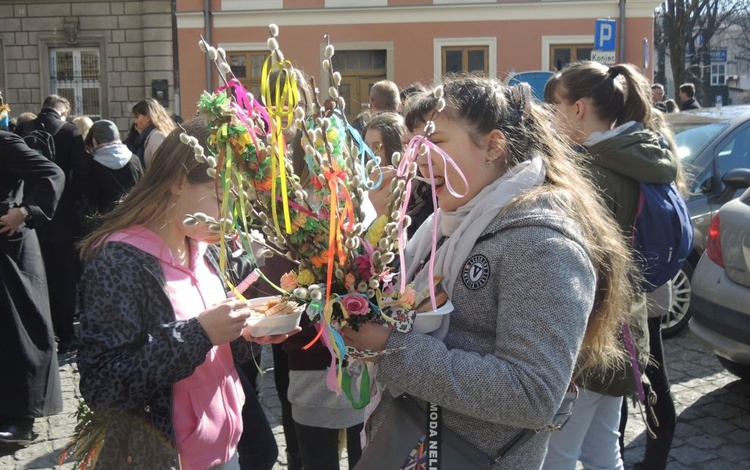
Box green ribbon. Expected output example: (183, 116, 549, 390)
(342, 366, 371, 410)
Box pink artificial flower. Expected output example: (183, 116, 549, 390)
(399, 285, 416, 306)
(354, 254, 373, 282)
(280, 271, 299, 292)
(341, 295, 370, 316)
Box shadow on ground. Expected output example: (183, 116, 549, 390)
(623, 377, 750, 469)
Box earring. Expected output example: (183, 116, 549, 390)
(485, 160, 494, 167)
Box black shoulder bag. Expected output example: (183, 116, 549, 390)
(354, 385, 578, 470)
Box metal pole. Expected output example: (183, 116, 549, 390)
(204, 0, 212, 91)
(619, 0, 626, 63)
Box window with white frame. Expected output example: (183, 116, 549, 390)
(434, 38, 497, 79)
(711, 63, 726, 86)
(50, 48, 101, 119)
(226, 50, 267, 99)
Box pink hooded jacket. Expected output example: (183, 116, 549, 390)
(109, 226, 244, 470)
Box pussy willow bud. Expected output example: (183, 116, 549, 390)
(424, 121, 436, 135)
(338, 97, 346, 110)
(183, 216, 198, 226)
(180, 133, 191, 144)
(381, 252, 395, 264)
(332, 72, 342, 86)
(294, 107, 305, 120)
(217, 47, 226, 59)
(436, 98, 446, 112)
(268, 24, 279, 37)
(267, 37, 279, 51)
(368, 278, 380, 289)
(357, 282, 368, 293)
(208, 224, 221, 233)
(206, 156, 217, 168)
(206, 168, 216, 178)
(434, 86, 444, 99)
(391, 152, 402, 166)
(324, 45, 335, 58)
(292, 287, 308, 300)
(328, 87, 339, 100)
(219, 62, 231, 74)
(322, 59, 331, 71)
(208, 47, 218, 60)
(198, 40, 208, 52)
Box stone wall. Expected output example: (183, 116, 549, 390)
(0, 0, 174, 134)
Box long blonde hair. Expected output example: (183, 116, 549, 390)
(80, 119, 212, 260)
(405, 75, 637, 376)
(132, 98, 177, 135)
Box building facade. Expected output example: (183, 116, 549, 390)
(176, 0, 660, 119)
(0, 0, 175, 132)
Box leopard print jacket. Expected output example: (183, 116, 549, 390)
(77, 242, 256, 469)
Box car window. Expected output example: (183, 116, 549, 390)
(717, 125, 750, 178)
(675, 123, 727, 164)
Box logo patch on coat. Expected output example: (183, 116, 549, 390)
(462, 254, 490, 290)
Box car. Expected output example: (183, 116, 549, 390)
(689, 178, 750, 380)
(662, 104, 750, 337)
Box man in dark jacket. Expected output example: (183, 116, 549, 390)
(0, 131, 64, 445)
(15, 94, 89, 353)
(678, 83, 701, 111)
(84, 119, 143, 216)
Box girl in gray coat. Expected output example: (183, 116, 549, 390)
(342, 75, 637, 469)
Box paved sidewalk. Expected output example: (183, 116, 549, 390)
(1, 328, 748, 469)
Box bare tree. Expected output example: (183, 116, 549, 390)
(660, 0, 745, 104)
(692, 0, 745, 104)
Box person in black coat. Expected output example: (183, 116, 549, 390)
(84, 119, 143, 217)
(0, 131, 65, 445)
(15, 95, 89, 353)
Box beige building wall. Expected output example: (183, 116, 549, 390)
(0, 0, 174, 133)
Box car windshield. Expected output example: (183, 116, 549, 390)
(674, 123, 728, 164)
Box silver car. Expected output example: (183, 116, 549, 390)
(689, 178, 750, 380)
(663, 105, 750, 337)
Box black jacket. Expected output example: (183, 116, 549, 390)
(680, 97, 701, 111)
(88, 153, 143, 214)
(16, 108, 89, 242)
(0, 131, 65, 418)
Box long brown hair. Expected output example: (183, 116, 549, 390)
(80, 118, 212, 260)
(405, 75, 637, 375)
(132, 98, 177, 135)
(362, 112, 406, 166)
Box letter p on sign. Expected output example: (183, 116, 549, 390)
(595, 19, 617, 52)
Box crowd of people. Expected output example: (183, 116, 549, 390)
(0, 64, 693, 470)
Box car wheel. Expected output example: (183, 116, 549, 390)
(661, 262, 694, 338)
(717, 356, 750, 381)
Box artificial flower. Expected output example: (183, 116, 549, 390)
(341, 295, 369, 316)
(280, 271, 298, 291)
(344, 272, 356, 292)
(297, 269, 315, 286)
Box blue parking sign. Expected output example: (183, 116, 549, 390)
(595, 19, 617, 52)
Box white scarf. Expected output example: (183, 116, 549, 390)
(404, 156, 546, 339)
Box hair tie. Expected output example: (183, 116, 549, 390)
(607, 67, 620, 80)
(505, 83, 531, 124)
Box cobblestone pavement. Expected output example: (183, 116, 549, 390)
(2, 328, 748, 469)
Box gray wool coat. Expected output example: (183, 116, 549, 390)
(370, 190, 597, 470)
